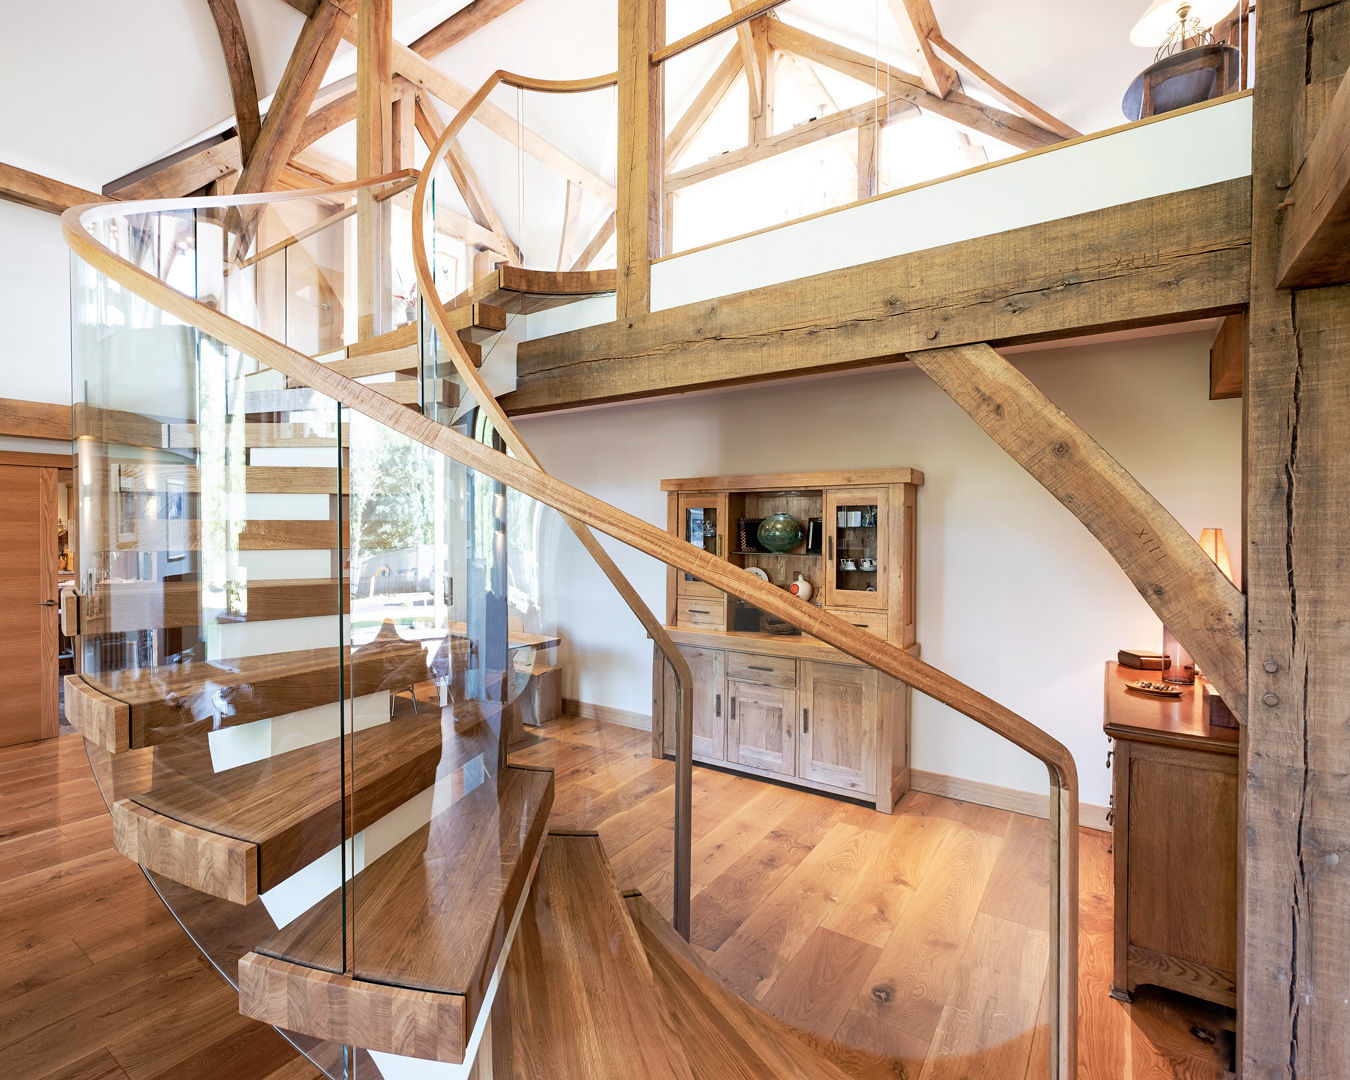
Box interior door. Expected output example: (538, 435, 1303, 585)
(727, 679, 796, 777)
(662, 646, 727, 761)
(0, 465, 59, 746)
(798, 662, 877, 795)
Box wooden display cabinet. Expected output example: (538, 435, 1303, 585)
(653, 469, 921, 812)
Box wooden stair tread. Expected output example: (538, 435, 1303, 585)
(258, 764, 553, 1007)
(625, 893, 856, 1080)
(455, 266, 616, 315)
(76, 630, 428, 749)
(345, 302, 508, 359)
(115, 464, 346, 494)
(506, 833, 696, 1080)
(80, 578, 349, 633)
(130, 716, 443, 894)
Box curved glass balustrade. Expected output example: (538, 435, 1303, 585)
(66, 162, 1075, 1079)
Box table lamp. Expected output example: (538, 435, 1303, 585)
(1162, 527, 1233, 684)
(1130, 0, 1236, 59)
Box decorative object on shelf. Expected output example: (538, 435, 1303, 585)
(859, 557, 876, 571)
(862, 507, 877, 527)
(1123, 0, 1239, 120)
(761, 613, 801, 636)
(840, 558, 857, 571)
(738, 517, 767, 554)
(757, 513, 803, 553)
(1118, 648, 1166, 670)
(746, 566, 770, 582)
(789, 574, 813, 601)
(806, 518, 822, 554)
(1126, 679, 1184, 698)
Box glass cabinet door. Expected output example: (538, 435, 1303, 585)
(824, 487, 888, 611)
(676, 493, 725, 599)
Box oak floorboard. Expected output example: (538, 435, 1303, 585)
(524, 716, 1231, 1080)
(0, 734, 322, 1080)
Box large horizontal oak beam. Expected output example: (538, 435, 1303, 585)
(0, 163, 111, 215)
(504, 177, 1251, 415)
(909, 342, 1247, 715)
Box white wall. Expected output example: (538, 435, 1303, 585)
(0, 200, 73, 406)
(517, 328, 1241, 809)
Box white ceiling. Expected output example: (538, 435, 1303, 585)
(0, 0, 1159, 192)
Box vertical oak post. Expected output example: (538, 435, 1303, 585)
(357, 0, 393, 340)
(617, 0, 663, 317)
(1243, 1, 1350, 1075)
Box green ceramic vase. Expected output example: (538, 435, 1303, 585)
(757, 513, 804, 553)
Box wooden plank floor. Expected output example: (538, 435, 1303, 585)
(511, 716, 1235, 1080)
(0, 733, 322, 1080)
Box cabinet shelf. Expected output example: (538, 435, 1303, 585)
(733, 551, 818, 558)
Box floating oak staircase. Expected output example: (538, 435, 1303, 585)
(62, 141, 1079, 1073)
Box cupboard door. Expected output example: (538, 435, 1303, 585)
(728, 680, 796, 777)
(676, 493, 727, 600)
(662, 647, 727, 761)
(823, 487, 888, 611)
(798, 662, 877, 795)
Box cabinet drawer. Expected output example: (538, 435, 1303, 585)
(829, 608, 889, 640)
(676, 598, 725, 629)
(728, 651, 796, 688)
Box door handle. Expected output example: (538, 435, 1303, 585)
(715, 693, 721, 718)
(36, 600, 56, 607)
(730, 698, 736, 720)
(802, 708, 809, 733)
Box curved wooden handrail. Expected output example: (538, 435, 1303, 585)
(64, 177, 1078, 1078)
(411, 68, 699, 937)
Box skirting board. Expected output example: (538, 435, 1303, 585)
(562, 701, 1112, 831)
(911, 769, 1111, 833)
(562, 698, 651, 731)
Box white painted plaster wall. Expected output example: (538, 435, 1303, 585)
(0, 200, 74, 405)
(517, 329, 1241, 809)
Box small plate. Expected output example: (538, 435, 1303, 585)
(1125, 680, 1183, 698)
(746, 567, 770, 582)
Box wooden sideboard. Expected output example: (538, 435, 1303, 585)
(651, 469, 921, 813)
(1104, 661, 1239, 1008)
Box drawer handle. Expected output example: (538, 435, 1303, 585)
(688, 608, 710, 615)
(748, 664, 773, 671)
(715, 693, 721, 718)
(852, 623, 869, 628)
(802, 708, 809, 733)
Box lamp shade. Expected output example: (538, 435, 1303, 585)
(1198, 527, 1234, 582)
(1130, 0, 1235, 46)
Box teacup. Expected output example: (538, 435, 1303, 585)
(860, 558, 876, 571)
(840, 558, 857, 571)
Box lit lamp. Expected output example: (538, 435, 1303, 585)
(1162, 527, 1234, 685)
(1123, 0, 1241, 121)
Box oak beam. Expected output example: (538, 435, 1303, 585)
(235, 1, 351, 194)
(667, 94, 912, 191)
(413, 96, 520, 262)
(617, 0, 664, 316)
(0, 398, 72, 440)
(506, 179, 1250, 414)
(929, 34, 1080, 140)
(0, 163, 110, 215)
(887, 0, 958, 98)
(357, 0, 393, 339)
(1277, 64, 1350, 286)
(387, 41, 617, 204)
(408, 0, 529, 56)
(909, 341, 1247, 712)
(205, 0, 263, 161)
(569, 211, 616, 271)
(664, 46, 743, 168)
(769, 22, 1062, 150)
(1242, 2, 1350, 1076)
(1209, 312, 1245, 399)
